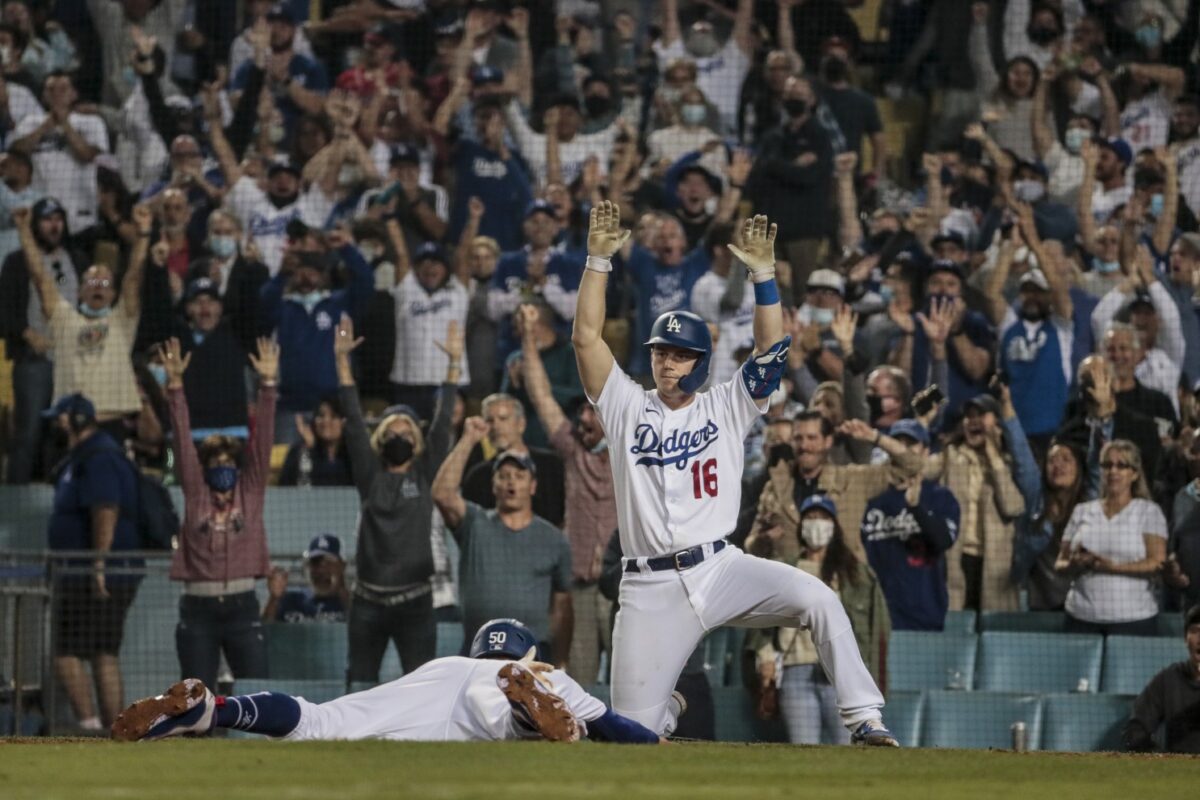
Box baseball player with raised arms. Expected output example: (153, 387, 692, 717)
(110, 619, 665, 744)
(573, 201, 897, 746)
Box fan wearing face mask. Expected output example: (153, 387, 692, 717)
(746, 494, 890, 745)
(983, 204, 1075, 442)
(791, 269, 853, 394)
(334, 314, 461, 685)
(861, 420, 960, 631)
(162, 335, 279, 691)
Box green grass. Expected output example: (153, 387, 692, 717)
(0, 740, 1194, 799)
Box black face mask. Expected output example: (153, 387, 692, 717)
(583, 95, 610, 118)
(783, 98, 809, 118)
(822, 57, 849, 84)
(1028, 27, 1059, 46)
(868, 231, 893, 252)
(866, 394, 887, 423)
(1020, 304, 1049, 322)
(269, 191, 299, 209)
(382, 436, 414, 467)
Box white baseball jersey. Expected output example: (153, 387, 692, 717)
(12, 111, 109, 235)
(225, 176, 335, 275)
(590, 358, 765, 559)
(390, 272, 471, 386)
(1177, 136, 1200, 220)
(285, 656, 605, 742)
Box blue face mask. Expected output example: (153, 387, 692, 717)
(209, 235, 237, 259)
(78, 303, 112, 319)
(288, 290, 329, 314)
(879, 284, 895, 305)
(1149, 193, 1164, 219)
(1135, 24, 1161, 49)
(680, 104, 707, 126)
(811, 307, 835, 327)
(204, 465, 238, 492)
(148, 363, 168, 387)
(1094, 258, 1121, 274)
(1064, 128, 1088, 154)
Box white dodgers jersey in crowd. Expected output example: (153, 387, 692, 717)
(591, 363, 765, 558)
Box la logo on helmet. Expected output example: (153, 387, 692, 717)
(666, 315, 682, 333)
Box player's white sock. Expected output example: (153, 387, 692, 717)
(78, 716, 102, 730)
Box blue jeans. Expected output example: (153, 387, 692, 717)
(780, 664, 849, 745)
(176, 591, 268, 689)
(8, 356, 53, 483)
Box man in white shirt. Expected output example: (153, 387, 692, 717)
(224, 162, 334, 275)
(390, 242, 470, 419)
(653, 0, 754, 134)
(10, 72, 108, 236)
(1172, 95, 1200, 219)
(1119, 63, 1186, 152)
(1082, 137, 1133, 225)
(504, 96, 619, 187)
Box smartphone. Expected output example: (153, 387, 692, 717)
(912, 385, 945, 418)
(767, 443, 795, 467)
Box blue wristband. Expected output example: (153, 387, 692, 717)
(754, 278, 780, 305)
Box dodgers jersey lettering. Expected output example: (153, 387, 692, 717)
(590, 363, 764, 558)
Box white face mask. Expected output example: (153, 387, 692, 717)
(1013, 179, 1045, 203)
(801, 518, 835, 549)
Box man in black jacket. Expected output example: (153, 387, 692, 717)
(0, 197, 86, 482)
(1123, 605, 1200, 754)
(1056, 355, 1163, 496)
(174, 277, 250, 438)
(188, 210, 269, 352)
(746, 75, 833, 289)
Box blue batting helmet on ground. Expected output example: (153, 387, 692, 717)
(469, 618, 538, 660)
(645, 311, 712, 394)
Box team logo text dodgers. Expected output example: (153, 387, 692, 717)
(630, 420, 719, 469)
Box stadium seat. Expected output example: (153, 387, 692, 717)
(1041, 693, 1132, 752)
(882, 691, 925, 748)
(920, 691, 1045, 750)
(887, 631, 977, 692)
(710, 686, 788, 743)
(943, 610, 977, 635)
(1155, 612, 1183, 638)
(975, 632, 1102, 693)
(436, 621, 465, 659)
(1100, 636, 1187, 695)
(264, 623, 348, 681)
(978, 611, 1066, 633)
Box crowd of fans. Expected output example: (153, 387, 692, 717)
(2, 0, 1200, 752)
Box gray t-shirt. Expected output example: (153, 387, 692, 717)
(453, 502, 571, 645)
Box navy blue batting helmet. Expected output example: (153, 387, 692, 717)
(645, 311, 712, 394)
(469, 618, 538, 660)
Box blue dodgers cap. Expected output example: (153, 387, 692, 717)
(927, 258, 965, 281)
(185, 276, 221, 302)
(889, 419, 930, 446)
(389, 142, 420, 166)
(472, 65, 504, 85)
(303, 533, 342, 561)
(799, 494, 838, 518)
(493, 449, 537, 476)
(1099, 137, 1133, 168)
(265, 2, 295, 23)
(32, 196, 66, 223)
(524, 198, 556, 219)
(42, 393, 96, 424)
(413, 242, 448, 264)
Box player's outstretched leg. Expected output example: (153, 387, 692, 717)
(699, 550, 899, 746)
(111, 679, 216, 741)
(112, 680, 303, 741)
(497, 662, 581, 742)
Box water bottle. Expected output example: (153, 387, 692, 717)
(1011, 721, 1027, 752)
(298, 448, 313, 487)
